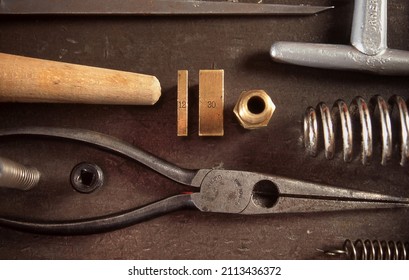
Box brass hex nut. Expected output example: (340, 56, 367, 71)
(233, 90, 275, 129)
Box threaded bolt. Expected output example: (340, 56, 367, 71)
(0, 157, 41, 191)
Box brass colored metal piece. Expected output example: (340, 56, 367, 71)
(177, 70, 188, 136)
(233, 90, 275, 129)
(199, 70, 224, 136)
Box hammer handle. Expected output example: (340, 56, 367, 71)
(0, 53, 161, 105)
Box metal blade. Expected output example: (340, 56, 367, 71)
(0, 0, 334, 16)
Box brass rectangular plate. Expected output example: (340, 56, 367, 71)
(199, 69, 224, 136)
(177, 70, 188, 136)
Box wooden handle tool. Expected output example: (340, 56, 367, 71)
(0, 53, 161, 105)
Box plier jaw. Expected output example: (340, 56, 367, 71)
(191, 170, 409, 215)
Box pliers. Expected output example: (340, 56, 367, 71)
(0, 127, 408, 235)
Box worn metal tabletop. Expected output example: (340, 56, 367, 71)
(0, 0, 408, 259)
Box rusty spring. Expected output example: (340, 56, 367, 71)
(323, 239, 409, 260)
(304, 95, 409, 166)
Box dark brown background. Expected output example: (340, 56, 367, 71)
(0, 0, 408, 259)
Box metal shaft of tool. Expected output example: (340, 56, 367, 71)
(0, 0, 333, 15)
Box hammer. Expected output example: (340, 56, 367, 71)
(0, 52, 161, 105)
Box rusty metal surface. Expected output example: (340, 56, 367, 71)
(0, 0, 408, 259)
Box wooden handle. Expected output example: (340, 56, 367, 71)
(0, 53, 161, 105)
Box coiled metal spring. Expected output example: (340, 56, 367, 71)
(304, 95, 409, 166)
(324, 239, 409, 260)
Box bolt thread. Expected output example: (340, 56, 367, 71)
(0, 157, 40, 191)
